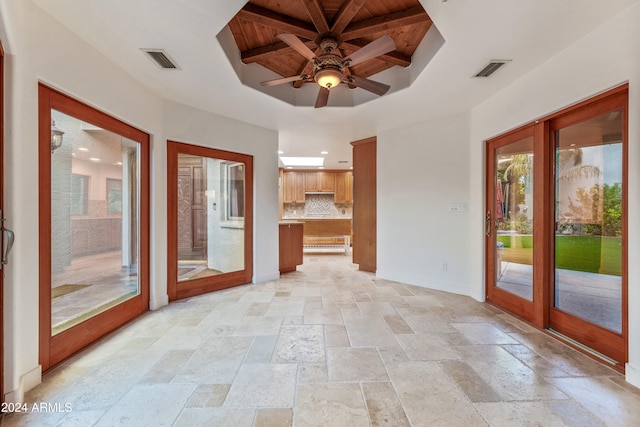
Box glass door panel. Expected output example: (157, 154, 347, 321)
(167, 142, 253, 301)
(495, 136, 534, 301)
(50, 110, 140, 334)
(176, 154, 245, 282)
(486, 125, 540, 325)
(553, 111, 623, 333)
(39, 83, 149, 371)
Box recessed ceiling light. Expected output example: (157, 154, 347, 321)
(79, 147, 89, 151)
(89, 157, 101, 162)
(278, 150, 284, 154)
(114, 162, 123, 166)
(280, 156, 324, 167)
(321, 151, 328, 155)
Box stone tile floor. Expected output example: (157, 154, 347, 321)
(4, 254, 640, 426)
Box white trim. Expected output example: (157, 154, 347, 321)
(149, 294, 169, 310)
(254, 271, 280, 283)
(626, 363, 640, 388)
(4, 365, 41, 403)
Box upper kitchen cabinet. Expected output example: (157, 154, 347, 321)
(283, 171, 305, 203)
(334, 171, 353, 204)
(305, 172, 335, 192)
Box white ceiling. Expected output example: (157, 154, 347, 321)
(32, 0, 638, 169)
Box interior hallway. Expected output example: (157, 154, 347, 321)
(3, 254, 640, 426)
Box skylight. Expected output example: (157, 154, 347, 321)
(280, 157, 325, 167)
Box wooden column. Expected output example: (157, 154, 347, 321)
(351, 137, 376, 272)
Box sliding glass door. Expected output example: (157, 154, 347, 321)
(39, 84, 149, 370)
(485, 85, 627, 368)
(167, 141, 253, 300)
(549, 90, 627, 363)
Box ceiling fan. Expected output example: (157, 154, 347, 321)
(261, 33, 396, 108)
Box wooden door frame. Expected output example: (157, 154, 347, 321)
(167, 140, 254, 301)
(485, 124, 546, 326)
(547, 86, 628, 366)
(485, 83, 628, 369)
(0, 39, 5, 402)
(38, 83, 150, 371)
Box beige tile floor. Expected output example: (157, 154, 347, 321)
(4, 254, 640, 426)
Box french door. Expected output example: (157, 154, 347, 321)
(167, 141, 253, 301)
(486, 85, 627, 368)
(38, 84, 150, 370)
(485, 124, 546, 326)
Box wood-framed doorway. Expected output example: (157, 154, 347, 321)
(0, 39, 5, 402)
(38, 83, 150, 371)
(167, 141, 253, 301)
(485, 84, 628, 370)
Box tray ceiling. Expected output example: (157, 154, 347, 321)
(222, 0, 436, 107)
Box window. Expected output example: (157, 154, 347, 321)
(70, 174, 88, 215)
(225, 162, 245, 221)
(107, 178, 122, 214)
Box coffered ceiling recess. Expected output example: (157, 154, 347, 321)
(218, 0, 443, 108)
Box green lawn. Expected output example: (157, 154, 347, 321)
(496, 234, 621, 276)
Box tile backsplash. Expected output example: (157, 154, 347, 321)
(283, 194, 352, 218)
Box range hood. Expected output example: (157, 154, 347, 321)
(305, 191, 335, 194)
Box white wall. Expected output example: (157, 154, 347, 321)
(468, 2, 640, 387)
(0, 0, 279, 402)
(377, 112, 472, 296)
(162, 101, 280, 284)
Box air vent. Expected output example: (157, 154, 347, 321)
(141, 49, 180, 69)
(338, 160, 349, 164)
(474, 60, 511, 78)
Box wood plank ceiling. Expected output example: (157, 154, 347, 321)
(227, 0, 432, 88)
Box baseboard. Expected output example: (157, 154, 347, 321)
(626, 362, 640, 388)
(254, 271, 280, 283)
(149, 294, 169, 310)
(375, 271, 469, 297)
(4, 365, 42, 403)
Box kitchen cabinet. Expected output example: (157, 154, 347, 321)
(305, 172, 335, 192)
(279, 222, 303, 273)
(334, 171, 353, 204)
(283, 171, 305, 203)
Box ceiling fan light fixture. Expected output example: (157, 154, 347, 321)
(315, 68, 342, 89)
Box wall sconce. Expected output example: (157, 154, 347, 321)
(51, 120, 64, 153)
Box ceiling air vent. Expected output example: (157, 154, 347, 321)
(142, 49, 180, 70)
(474, 60, 511, 78)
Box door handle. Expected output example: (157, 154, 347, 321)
(1, 227, 14, 266)
(1, 208, 15, 268)
(485, 210, 491, 237)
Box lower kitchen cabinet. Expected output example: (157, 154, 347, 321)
(279, 222, 303, 273)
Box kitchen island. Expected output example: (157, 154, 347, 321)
(296, 218, 352, 254)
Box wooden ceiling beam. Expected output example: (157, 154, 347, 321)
(241, 40, 317, 64)
(330, 0, 367, 34)
(342, 40, 411, 67)
(341, 6, 430, 41)
(302, 0, 330, 34)
(237, 4, 317, 41)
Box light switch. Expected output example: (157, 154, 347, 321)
(448, 202, 466, 212)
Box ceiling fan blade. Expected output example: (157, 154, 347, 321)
(349, 75, 390, 96)
(314, 87, 330, 108)
(277, 34, 317, 62)
(344, 35, 396, 67)
(261, 75, 306, 87)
